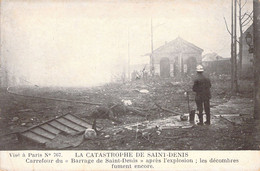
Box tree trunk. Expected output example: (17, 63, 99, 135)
(234, 0, 239, 93)
(253, 0, 260, 119)
(239, 36, 243, 78)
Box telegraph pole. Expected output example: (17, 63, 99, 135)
(128, 27, 130, 80)
(150, 18, 154, 76)
(151, 18, 154, 53)
(233, 0, 239, 93)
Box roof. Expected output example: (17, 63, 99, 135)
(202, 53, 224, 62)
(239, 24, 253, 39)
(151, 37, 203, 56)
(244, 24, 253, 34)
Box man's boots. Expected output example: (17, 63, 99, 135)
(189, 110, 196, 123)
(197, 114, 204, 125)
(204, 114, 210, 125)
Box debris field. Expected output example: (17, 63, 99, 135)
(0, 76, 259, 150)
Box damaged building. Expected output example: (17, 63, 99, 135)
(202, 53, 231, 75)
(239, 24, 254, 78)
(150, 37, 203, 77)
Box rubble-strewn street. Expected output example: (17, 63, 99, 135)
(0, 76, 259, 150)
(1, 2, 260, 171)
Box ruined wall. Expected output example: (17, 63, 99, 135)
(203, 59, 231, 75)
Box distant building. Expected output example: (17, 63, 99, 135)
(202, 53, 231, 75)
(202, 52, 224, 62)
(150, 37, 203, 77)
(239, 24, 253, 78)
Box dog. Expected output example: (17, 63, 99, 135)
(90, 105, 122, 133)
(109, 103, 127, 118)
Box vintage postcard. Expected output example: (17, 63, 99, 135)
(0, 0, 259, 170)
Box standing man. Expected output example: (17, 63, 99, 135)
(192, 65, 211, 125)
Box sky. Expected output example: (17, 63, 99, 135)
(1, 0, 253, 87)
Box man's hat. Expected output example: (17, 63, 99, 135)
(196, 65, 204, 72)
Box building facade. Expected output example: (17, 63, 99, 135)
(150, 37, 203, 77)
(202, 53, 231, 75)
(239, 24, 254, 78)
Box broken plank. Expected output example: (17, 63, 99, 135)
(30, 127, 56, 140)
(57, 117, 86, 132)
(19, 113, 72, 134)
(125, 106, 147, 117)
(21, 131, 50, 144)
(40, 124, 61, 135)
(135, 107, 158, 111)
(65, 114, 93, 127)
(54, 119, 80, 132)
(64, 114, 91, 128)
(49, 121, 77, 134)
(219, 115, 236, 125)
(61, 116, 88, 130)
(154, 103, 181, 115)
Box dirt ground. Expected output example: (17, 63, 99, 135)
(0, 76, 259, 150)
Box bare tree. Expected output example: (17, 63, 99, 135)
(224, 0, 252, 93)
(224, 0, 237, 93)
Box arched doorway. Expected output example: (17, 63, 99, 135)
(173, 56, 179, 77)
(160, 57, 170, 77)
(186, 57, 197, 75)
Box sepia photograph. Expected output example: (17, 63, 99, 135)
(0, 0, 259, 154)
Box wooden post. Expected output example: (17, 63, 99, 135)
(128, 27, 130, 80)
(150, 18, 154, 76)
